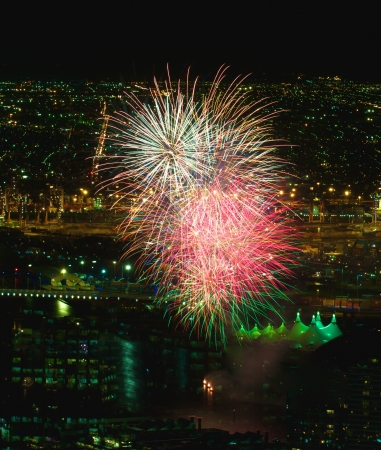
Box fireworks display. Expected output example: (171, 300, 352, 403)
(101, 66, 297, 345)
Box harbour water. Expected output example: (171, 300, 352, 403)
(2, 293, 285, 441)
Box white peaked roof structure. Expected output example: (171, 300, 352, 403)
(286, 312, 309, 341)
(237, 325, 249, 339)
(300, 315, 327, 348)
(321, 313, 342, 341)
(260, 323, 272, 335)
(274, 322, 290, 337)
(315, 311, 324, 329)
(248, 325, 262, 339)
(260, 326, 281, 343)
(234, 312, 342, 348)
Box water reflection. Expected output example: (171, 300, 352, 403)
(117, 339, 145, 412)
(57, 299, 71, 316)
(115, 340, 196, 414)
(4, 295, 74, 318)
(4, 295, 270, 436)
(174, 347, 188, 391)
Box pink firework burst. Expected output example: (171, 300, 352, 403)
(122, 179, 297, 344)
(100, 67, 297, 345)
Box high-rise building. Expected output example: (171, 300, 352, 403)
(287, 324, 381, 448)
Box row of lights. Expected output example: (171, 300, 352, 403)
(1, 292, 96, 300)
(0, 291, 128, 301)
(279, 187, 361, 199)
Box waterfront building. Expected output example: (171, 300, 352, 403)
(286, 324, 381, 448)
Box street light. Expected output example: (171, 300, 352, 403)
(113, 261, 116, 279)
(125, 264, 131, 284)
(122, 264, 132, 279)
(27, 264, 32, 290)
(101, 269, 106, 290)
(61, 269, 66, 286)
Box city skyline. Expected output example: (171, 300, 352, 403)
(0, 75, 380, 200)
(1, 6, 381, 444)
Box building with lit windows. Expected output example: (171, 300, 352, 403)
(286, 324, 381, 448)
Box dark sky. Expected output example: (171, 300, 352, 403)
(1, 2, 380, 81)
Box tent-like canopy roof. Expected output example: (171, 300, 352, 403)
(260, 323, 272, 335)
(260, 327, 281, 344)
(321, 314, 342, 341)
(315, 311, 324, 329)
(233, 312, 342, 348)
(300, 322, 326, 348)
(237, 325, 250, 339)
(274, 322, 290, 337)
(286, 312, 309, 341)
(248, 325, 262, 339)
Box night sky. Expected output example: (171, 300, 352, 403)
(1, 2, 380, 81)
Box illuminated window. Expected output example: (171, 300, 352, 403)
(327, 410, 335, 414)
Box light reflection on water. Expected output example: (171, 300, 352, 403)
(57, 300, 72, 316)
(174, 347, 188, 391)
(115, 339, 193, 414)
(6, 295, 74, 317)
(117, 339, 145, 412)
